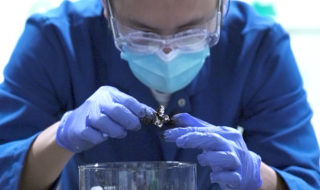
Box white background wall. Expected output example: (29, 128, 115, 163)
(0, 0, 319, 145)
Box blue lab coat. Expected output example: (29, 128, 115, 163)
(0, 0, 319, 189)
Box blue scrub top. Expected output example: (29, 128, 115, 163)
(0, 0, 319, 189)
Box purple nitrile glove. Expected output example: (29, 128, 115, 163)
(56, 86, 154, 153)
(164, 113, 262, 190)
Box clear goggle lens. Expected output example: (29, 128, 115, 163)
(107, 0, 222, 53)
(116, 29, 211, 53)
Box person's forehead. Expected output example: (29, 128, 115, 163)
(112, 0, 218, 34)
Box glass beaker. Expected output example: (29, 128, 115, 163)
(79, 161, 197, 190)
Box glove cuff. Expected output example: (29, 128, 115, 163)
(249, 151, 263, 189)
(56, 111, 76, 153)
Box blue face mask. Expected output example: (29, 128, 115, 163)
(120, 47, 210, 93)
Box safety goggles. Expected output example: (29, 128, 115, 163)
(106, 0, 223, 53)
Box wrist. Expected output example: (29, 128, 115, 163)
(40, 121, 74, 156)
(20, 122, 73, 190)
(259, 162, 289, 190)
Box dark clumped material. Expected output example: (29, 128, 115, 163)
(141, 105, 171, 128)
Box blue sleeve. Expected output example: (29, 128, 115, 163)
(239, 24, 320, 189)
(0, 15, 70, 189)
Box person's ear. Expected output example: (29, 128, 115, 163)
(100, 0, 108, 19)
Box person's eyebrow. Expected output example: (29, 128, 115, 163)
(126, 19, 159, 32)
(126, 16, 207, 33)
(177, 17, 208, 30)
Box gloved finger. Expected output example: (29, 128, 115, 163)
(164, 127, 212, 142)
(164, 129, 232, 151)
(164, 126, 232, 143)
(197, 151, 241, 171)
(79, 126, 109, 145)
(210, 171, 241, 189)
(111, 90, 155, 118)
(171, 114, 240, 137)
(100, 103, 141, 131)
(218, 184, 239, 190)
(176, 132, 231, 150)
(171, 113, 210, 127)
(86, 112, 127, 138)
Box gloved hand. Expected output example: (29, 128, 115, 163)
(56, 86, 154, 153)
(164, 113, 262, 190)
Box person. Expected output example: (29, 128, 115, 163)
(0, 0, 319, 189)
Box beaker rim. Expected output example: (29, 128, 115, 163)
(78, 161, 196, 171)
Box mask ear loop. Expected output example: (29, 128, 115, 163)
(224, 0, 231, 17)
(105, 0, 124, 51)
(220, 0, 230, 29)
